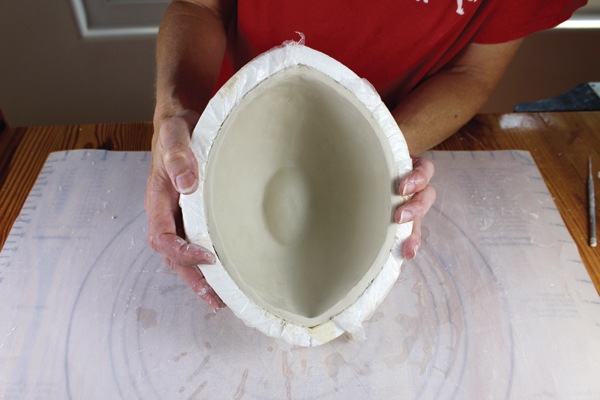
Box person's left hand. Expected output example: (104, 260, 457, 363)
(145, 110, 225, 313)
(395, 156, 436, 259)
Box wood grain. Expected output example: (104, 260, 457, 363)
(1, 114, 599, 294)
(434, 112, 600, 292)
(0, 122, 153, 247)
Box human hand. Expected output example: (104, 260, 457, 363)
(145, 110, 225, 312)
(395, 156, 436, 259)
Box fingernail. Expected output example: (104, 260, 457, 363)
(405, 243, 419, 260)
(176, 172, 197, 194)
(399, 210, 413, 224)
(203, 251, 217, 264)
(402, 182, 415, 196)
(186, 244, 216, 264)
(213, 301, 225, 313)
(412, 243, 420, 258)
(210, 297, 226, 313)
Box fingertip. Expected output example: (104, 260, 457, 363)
(396, 209, 413, 224)
(402, 182, 416, 196)
(175, 171, 198, 194)
(203, 250, 217, 264)
(211, 299, 226, 313)
(182, 242, 216, 265)
(404, 240, 420, 260)
(200, 289, 225, 313)
(164, 256, 225, 312)
(395, 208, 402, 223)
(403, 223, 421, 259)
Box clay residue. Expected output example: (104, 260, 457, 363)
(187, 381, 207, 400)
(136, 307, 158, 329)
(187, 355, 210, 381)
(204, 312, 216, 320)
(350, 362, 373, 376)
(282, 352, 293, 399)
(234, 368, 249, 399)
(173, 352, 188, 362)
(160, 267, 178, 276)
(365, 311, 384, 323)
(324, 353, 345, 381)
(158, 284, 187, 295)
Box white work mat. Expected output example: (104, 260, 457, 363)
(1, 150, 599, 399)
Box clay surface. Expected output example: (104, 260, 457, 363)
(204, 65, 397, 327)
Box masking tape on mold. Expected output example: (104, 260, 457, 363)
(180, 35, 413, 347)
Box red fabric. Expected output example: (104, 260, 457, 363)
(216, 0, 585, 109)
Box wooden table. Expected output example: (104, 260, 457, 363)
(1, 113, 599, 294)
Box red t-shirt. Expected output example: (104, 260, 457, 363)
(217, 0, 585, 109)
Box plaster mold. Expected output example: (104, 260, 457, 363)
(181, 38, 413, 346)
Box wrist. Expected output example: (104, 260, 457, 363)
(153, 99, 187, 129)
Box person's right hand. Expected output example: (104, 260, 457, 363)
(145, 110, 225, 312)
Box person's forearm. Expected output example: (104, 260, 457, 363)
(154, 1, 229, 128)
(393, 39, 523, 155)
(393, 68, 494, 154)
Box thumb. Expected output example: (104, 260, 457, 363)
(159, 110, 201, 194)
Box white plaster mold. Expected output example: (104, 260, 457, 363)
(180, 40, 413, 347)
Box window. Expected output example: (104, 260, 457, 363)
(559, 0, 600, 28)
(70, 0, 169, 38)
(71, 0, 600, 39)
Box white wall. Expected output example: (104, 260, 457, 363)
(0, 1, 599, 128)
(0, 0, 157, 127)
(482, 28, 600, 113)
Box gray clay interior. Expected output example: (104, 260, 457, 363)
(204, 65, 397, 327)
